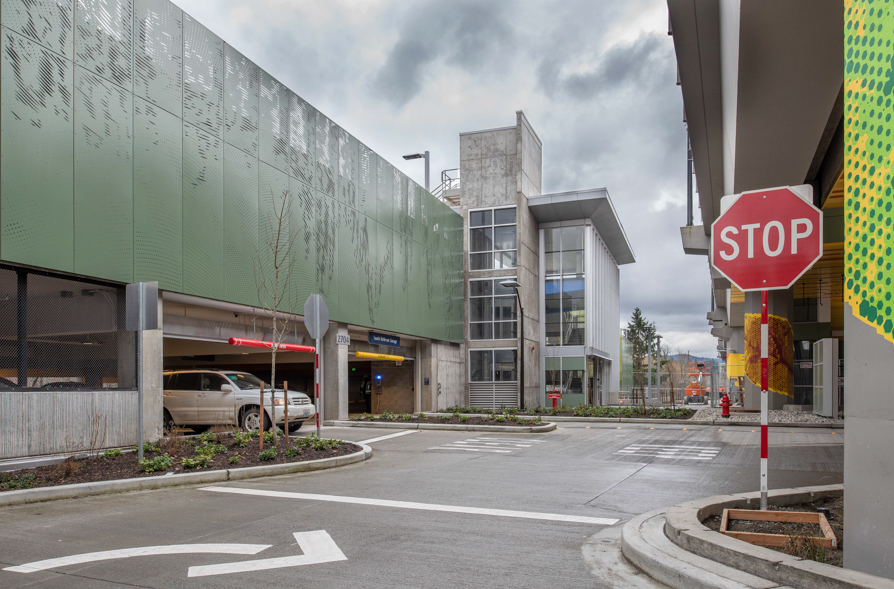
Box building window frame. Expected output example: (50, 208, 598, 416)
(468, 276, 518, 341)
(469, 348, 518, 382)
(469, 206, 517, 271)
(543, 224, 586, 346)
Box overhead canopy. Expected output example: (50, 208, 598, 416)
(526, 188, 636, 265)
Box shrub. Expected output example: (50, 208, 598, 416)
(258, 448, 277, 461)
(381, 411, 398, 421)
(284, 446, 301, 457)
(180, 455, 213, 469)
(532, 416, 543, 425)
(417, 413, 426, 419)
(228, 454, 242, 465)
(232, 432, 251, 448)
(493, 415, 507, 423)
(458, 415, 470, 423)
(262, 430, 277, 445)
(197, 443, 227, 458)
(198, 431, 215, 445)
(131, 441, 160, 453)
(439, 415, 450, 422)
(102, 448, 122, 459)
(139, 454, 173, 473)
(0, 472, 36, 491)
(399, 413, 414, 421)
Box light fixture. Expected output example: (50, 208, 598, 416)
(402, 150, 430, 191)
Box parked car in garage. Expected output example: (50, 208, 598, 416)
(162, 370, 314, 432)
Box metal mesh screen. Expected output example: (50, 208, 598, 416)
(0, 267, 137, 390)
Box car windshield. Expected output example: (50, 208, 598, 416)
(223, 372, 264, 389)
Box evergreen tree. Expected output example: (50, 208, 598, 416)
(626, 308, 658, 389)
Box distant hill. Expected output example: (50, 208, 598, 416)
(669, 353, 718, 365)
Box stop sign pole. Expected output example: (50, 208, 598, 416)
(710, 185, 822, 510)
(304, 294, 330, 438)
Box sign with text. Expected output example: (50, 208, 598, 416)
(368, 331, 400, 347)
(336, 334, 350, 346)
(547, 392, 562, 399)
(711, 185, 822, 291)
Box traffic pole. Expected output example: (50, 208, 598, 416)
(760, 289, 769, 510)
(315, 339, 321, 439)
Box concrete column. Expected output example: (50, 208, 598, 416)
(142, 295, 164, 442)
(843, 304, 894, 578)
(323, 322, 349, 420)
(743, 290, 793, 410)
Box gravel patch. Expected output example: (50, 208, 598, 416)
(692, 408, 840, 423)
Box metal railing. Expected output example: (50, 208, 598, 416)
(431, 168, 460, 200)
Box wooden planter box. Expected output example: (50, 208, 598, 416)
(719, 509, 838, 549)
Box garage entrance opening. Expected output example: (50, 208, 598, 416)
(347, 355, 415, 415)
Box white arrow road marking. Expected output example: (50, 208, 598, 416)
(357, 430, 419, 444)
(187, 530, 346, 577)
(3, 544, 270, 574)
(200, 486, 620, 526)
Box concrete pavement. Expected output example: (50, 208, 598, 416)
(0, 422, 842, 588)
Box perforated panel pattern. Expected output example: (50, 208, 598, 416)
(289, 178, 315, 310)
(1, 31, 74, 271)
(288, 92, 314, 187)
(74, 0, 131, 89)
(315, 191, 338, 312)
(359, 143, 376, 218)
(223, 43, 258, 157)
(337, 204, 360, 325)
(315, 112, 336, 197)
(182, 14, 222, 136)
(376, 157, 393, 229)
(338, 127, 358, 208)
(259, 70, 289, 173)
(133, 0, 181, 115)
(377, 223, 394, 328)
(74, 68, 133, 282)
(182, 121, 223, 299)
(2, 0, 73, 58)
(222, 143, 257, 306)
(257, 162, 290, 309)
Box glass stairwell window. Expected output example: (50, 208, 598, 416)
(544, 225, 585, 346)
(469, 277, 518, 340)
(470, 207, 517, 270)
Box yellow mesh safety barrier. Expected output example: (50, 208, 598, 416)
(744, 313, 794, 397)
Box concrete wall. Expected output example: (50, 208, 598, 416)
(370, 361, 415, 414)
(420, 341, 465, 411)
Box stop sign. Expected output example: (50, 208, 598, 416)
(711, 186, 823, 291)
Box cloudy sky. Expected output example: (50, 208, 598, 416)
(176, 0, 716, 357)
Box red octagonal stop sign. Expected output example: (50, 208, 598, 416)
(711, 186, 823, 292)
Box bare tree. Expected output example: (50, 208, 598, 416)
(254, 188, 298, 439)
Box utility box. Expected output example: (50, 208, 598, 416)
(813, 338, 839, 418)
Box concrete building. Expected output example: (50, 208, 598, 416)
(450, 113, 634, 410)
(667, 0, 893, 578)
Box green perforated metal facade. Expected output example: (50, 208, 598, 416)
(0, 0, 463, 343)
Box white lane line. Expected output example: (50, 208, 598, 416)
(357, 430, 419, 444)
(3, 544, 270, 574)
(200, 487, 619, 526)
(429, 447, 512, 453)
(474, 438, 547, 443)
(631, 445, 721, 450)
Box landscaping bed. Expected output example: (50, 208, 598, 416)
(349, 411, 544, 426)
(703, 495, 844, 567)
(0, 430, 359, 492)
(441, 406, 695, 420)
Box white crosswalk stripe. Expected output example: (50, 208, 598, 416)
(429, 436, 547, 454)
(615, 443, 722, 461)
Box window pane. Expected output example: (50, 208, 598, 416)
(470, 228, 493, 252)
(562, 226, 584, 251)
(544, 228, 560, 253)
(201, 374, 229, 391)
(470, 323, 493, 340)
(470, 298, 493, 322)
(545, 252, 560, 276)
(496, 321, 517, 339)
(493, 349, 518, 381)
(174, 373, 200, 390)
(563, 323, 585, 345)
(544, 296, 561, 325)
(562, 369, 584, 395)
(563, 296, 585, 315)
(494, 207, 516, 225)
(494, 296, 517, 320)
(494, 279, 516, 296)
(562, 250, 584, 275)
(493, 225, 516, 251)
(495, 250, 517, 269)
(470, 253, 492, 270)
(562, 277, 585, 298)
(470, 350, 493, 381)
(469, 280, 492, 297)
(545, 322, 561, 346)
(470, 210, 492, 227)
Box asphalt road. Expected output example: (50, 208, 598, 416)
(0, 422, 843, 588)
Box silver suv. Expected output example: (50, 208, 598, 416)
(162, 370, 314, 432)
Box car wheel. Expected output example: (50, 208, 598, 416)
(163, 409, 175, 432)
(241, 407, 271, 432)
(288, 420, 304, 433)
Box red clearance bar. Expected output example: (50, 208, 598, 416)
(228, 337, 316, 354)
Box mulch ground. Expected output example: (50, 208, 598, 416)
(0, 434, 361, 492)
(704, 496, 844, 567)
(356, 415, 540, 426)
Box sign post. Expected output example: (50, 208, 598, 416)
(710, 185, 822, 510)
(126, 282, 159, 461)
(304, 295, 329, 439)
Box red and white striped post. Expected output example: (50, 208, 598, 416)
(760, 290, 769, 510)
(315, 339, 321, 439)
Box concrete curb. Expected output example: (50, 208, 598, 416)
(0, 444, 372, 508)
(621, 509, 788, 589)
(660, 484, 894, 589)
(324, 420, 556, 433)
(423, 412, 843, 428)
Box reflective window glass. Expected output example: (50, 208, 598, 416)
(470, 253, 492, 270)
(545, 252, 560, 276)
(544, 228, 560, 253)
(562, 225, 584, 251)
(494, 208, 516, 225)
(469, 278, 516, 340)
(470, 210, 491, 227)
(494, 349, 518, 381)
(470, 207, 516, 270)
(562, 250, 584, 275)
(493, 226, 516, 251)
(469, 280, 492, 297)
(469, 351, 493, 381)
(470, 228, 493, 252)
(469, 323, 493, 340)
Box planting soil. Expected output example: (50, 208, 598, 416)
(350, 412, 544, 426)
(704, 495, 843, 567)
(0, 432, 360, 492)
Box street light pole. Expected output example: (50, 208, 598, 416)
(402, 151, 430, 192)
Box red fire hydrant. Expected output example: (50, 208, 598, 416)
(720, 392, 731, 418)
